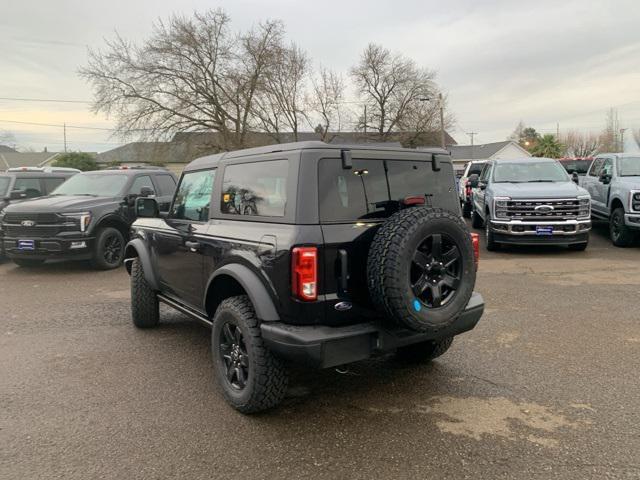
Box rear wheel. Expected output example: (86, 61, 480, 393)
(130, 258, 159, 328)
(13, 258, 44, 268)
(212, 296, 288, 414)
(610, 208, 636, 247)
(395, 336, 454, 363)
(91, 227, 125, 270)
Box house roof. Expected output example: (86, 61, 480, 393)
(0, 152, 59, 170)
(98, 130, 457, 165)
(0, 145, 17, 153)
(448, 141, 528, 160)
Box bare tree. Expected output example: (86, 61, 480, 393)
(306, 67, 346, 142)
(350, 44, 437, 141)
(252, 43, 309, 142)
(80, 10, 285, 150)
(0, 130, 16, 147)
(599, 107, 620, 152)
(560, 130, 600, 157)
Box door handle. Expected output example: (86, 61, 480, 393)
(185, 240, 200, 251)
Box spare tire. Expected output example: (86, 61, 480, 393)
(367, 207, 476, 332)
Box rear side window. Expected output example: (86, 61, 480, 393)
(43, 177, 66, 194)
(13, 178, 42, 198)
(171, 169, 216, 221)
(318, 158, 433, 223)
(221, 160, 288, 217)
(154, 174, 177, 196)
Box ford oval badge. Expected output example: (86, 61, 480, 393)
(334, 301, 352, 312)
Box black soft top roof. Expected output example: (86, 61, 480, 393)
(185, 141, 450, 172)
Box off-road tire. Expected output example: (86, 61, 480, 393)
(395, 336, 454, 364)
(212, 296, 288, 414)
(471, 208, 484, 229)
(485, 219, 499, 251)
(610, 208, 636, 247)
(91, 227, 125, 270)
(130, 258, 159, 328)
(567, 241, 588, 251)
(368, 207, 476, 332)
(13, 258, 45, 268)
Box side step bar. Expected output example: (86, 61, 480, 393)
(157, 294, 212, 328)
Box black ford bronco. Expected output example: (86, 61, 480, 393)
(1, 167, 176, 268)
(125, 142, 484, 413)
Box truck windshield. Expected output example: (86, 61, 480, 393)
(619, 157, 640, 176)
(0, 176, 10, 196)
(51, 173, 128, 197)
(493, 161, 568, 183)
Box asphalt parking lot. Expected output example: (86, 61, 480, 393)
(1, 222, 639, 480)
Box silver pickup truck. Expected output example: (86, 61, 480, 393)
(469, 157, 591, 251)
(579, 153, 640, 246)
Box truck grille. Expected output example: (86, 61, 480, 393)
(504, 199, 581, 221)
(2, 212, 76, 238)
(3, 212, 60, 223)
(4, 225, 61, 237)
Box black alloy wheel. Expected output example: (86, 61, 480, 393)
(410, 233, 462, 308)
(103, 232, 123, 266)
(219, 322, 250, 390)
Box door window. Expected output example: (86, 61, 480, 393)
(601, 159, 613, 176)
(129, 175, 154, 195)
(154, 174, 177, 196)
(589, 158, 604, 177)
(221, 160, 288, 217)
(171, 169, 216, 221)
(479, 163, 492, 182)
(13, 178, 42, 198)
(43, 177, 66, 194)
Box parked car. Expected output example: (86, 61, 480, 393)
(0, 167, 177, 268)
(458, 160, 486, 217)
(0, 168, 77, 257)
(125, 141, 484, 413)
(470, 157, 591, 251)
(558, 157, 594, 177)
(579, 153, 640, 246)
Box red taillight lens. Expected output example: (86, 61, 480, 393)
(292, 247, 318, 301)
(470, 233, 480, 268)
(402, 195, 426, 206)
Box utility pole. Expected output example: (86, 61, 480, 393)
(467, 132, 477, 159)
(363, 105, 367, 135)
(556, 122, 560, 139)
(63, 122, 67, 153)
(620, 128, 627, 152)
(439, 93, 446, 149)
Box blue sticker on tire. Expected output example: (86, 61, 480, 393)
(413, 299, 422, 312)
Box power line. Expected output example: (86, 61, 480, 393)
(0, 96, 91, 104)
(0, 119, 115, 131)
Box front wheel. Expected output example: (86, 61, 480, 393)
(485, 220, 499, 251)
(610, 208, 636, 247)
(471, 208, 484, 229)
(462, 201, 472, 218)
(91, 227, 125, 270)
(395, 336, 454, 363)
(212, 296, 288, 414)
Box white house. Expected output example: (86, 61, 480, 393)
(448, 140, 531, 173)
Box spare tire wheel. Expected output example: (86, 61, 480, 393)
(367, 207, 476, 332)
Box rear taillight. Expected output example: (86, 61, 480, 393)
(470, 233, 480, 269)
(292, 246, 318, 301)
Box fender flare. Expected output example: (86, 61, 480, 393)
(206, 264, 280, 322)
(124, 238, 159, 291)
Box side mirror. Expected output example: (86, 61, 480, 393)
(479, 181, 487, 190)
(140, 186, 155, 198)
(136, 197, 159, 218)
(599, 172, 611, 185)
(9, 190, 27, 200)
(572, 172, 580, 184)
(468, 174, 479, 188)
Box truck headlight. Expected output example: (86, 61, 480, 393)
(493, 197, 511, 219)
(61, 211, 92, 232)
(631, 192, 640, 212)
(578, 196, 591, 218)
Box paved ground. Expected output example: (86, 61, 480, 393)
(1, 223, 639, 480)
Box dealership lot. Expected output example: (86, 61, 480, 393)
(1, 223, 639, 480)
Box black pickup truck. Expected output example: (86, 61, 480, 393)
(125, 142, 484, 413)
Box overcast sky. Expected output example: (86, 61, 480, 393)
(1, 0, 638, 152)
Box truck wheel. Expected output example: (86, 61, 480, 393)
(130, 258, 159, 328)
(91, 227, 125, 270)
(485, 220, 499, 251)
(471, 208, 483, 229)
(568, 241, 588, 251)
(395, 336, 453, 363)
(610, 208, 636, 247)
(13, 258, 45, 268)
(368, 208, 476, 332)
(211, 296, 288, 414)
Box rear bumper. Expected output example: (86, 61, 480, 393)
(3, 236, 95, 261)
(261, 292, 484, 369)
